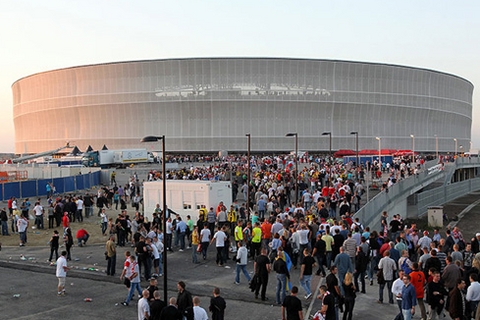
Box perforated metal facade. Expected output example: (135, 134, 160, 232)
(12, 58, 473, 154)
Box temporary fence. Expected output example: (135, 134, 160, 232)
(0, 171, 100, 202)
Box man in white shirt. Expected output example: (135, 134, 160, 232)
(137, 289, 150, 320)
(17, 215, 29, 246)
(211, 226, 227, 267)
(75, 197, 84, 223)
(392, 270, 405, 320)
(56, 250, 70, 295)
(193, 296, 208, 320)
(33, 201, 44, 229)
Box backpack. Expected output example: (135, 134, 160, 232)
(401, 258, 412, 275)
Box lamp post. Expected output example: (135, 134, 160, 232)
(140, 135, 167, 303)
(322, 132, 332, 160)
(286, 133, 298, 206)
(459, 145, 463, 157)
(454, 138, 458, 157)
(246, 133, 251, 220)
(410, 134, 415, 164)
(350, 131, 359, 169)
(435, 134, 438, 159)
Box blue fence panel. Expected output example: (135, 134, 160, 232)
(37, 179, 51, 197)
(4, 182, 20, 200)
(20, 180, 37, 198)
(92, 172, 100, 186)
(76, 175, 85, 190)
(64, 176, 75, 192)
(53, 178, 65, 194)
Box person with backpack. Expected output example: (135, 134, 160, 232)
(399, 250, 413, 275)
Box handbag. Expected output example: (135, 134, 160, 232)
(377, 268, 385, 285)
(196, 244, 202, 253)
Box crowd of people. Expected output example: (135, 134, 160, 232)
(4, 152, 480, 320)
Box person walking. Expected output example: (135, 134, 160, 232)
(401, 274, 417, 320)
(254, 247, 271, 301)
(235, 241, 251, 284)
(281, 286, 303, 320)
(106, 234, 117, 276)
(273, 250, 290, 305)
(342, 272, 357, 320)
(211, 226, 227, 267)
(209, 287, 226, 320)
(299, 248, 315, 299)
(121, 255, 142, 306)
(55, 250, 70, 296)
(378, 250, 397, 304)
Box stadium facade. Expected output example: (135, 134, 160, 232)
(12, 58, 473, 154)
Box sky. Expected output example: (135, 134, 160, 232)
(1, 0, 479, 153)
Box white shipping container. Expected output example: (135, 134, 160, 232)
(143, 180, 232, 222)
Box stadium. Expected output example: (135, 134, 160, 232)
(12, 58, 473, 154)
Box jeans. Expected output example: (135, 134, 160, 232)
(402, 309, 412, 320)
(235, 264, 251, 283)
(178, 231, 185, 250)
(300, 274, 312, 295)
(201, 241, 209, 259)
(125, 281, 142, 304)
(35, 215, 44, 229)
(101, 222, 107, 235)
(326, 251, 332, 269)
(276, 273, 287, 304)
(158, 253, 163, 275)
(19, 231, 26, 244)
(1, 220, 8, 235)
(85, 206, 93, 218)
(77, 234, 89, 246)
(378, 280, 393, 303)
(192, 245, 198, 263)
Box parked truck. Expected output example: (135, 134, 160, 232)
(82, 149, 154, 168)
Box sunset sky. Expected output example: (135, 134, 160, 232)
(1, 0, 479, 153)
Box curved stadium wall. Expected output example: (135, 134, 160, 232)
(12, 58, 473, 154)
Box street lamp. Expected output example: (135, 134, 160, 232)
(350, 132, 359, 168)
(410, 134, 415, 164)
(246, 133, 251, 220)
(140, 135, 167, 303)
(435, 134, 438, 159)
(322, 132, 332, 159)
(454, 138, 458, 157)
(286, 133, 298, 206)
(376, 137, 381, 166)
